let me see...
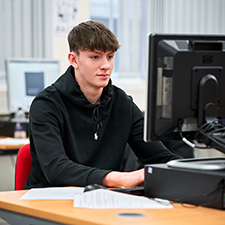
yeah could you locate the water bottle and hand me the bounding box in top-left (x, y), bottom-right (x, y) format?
top-left (14, 107), bottom-right (27, 139)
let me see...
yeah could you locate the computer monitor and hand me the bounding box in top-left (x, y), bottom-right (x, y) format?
top-left (144, 33), bottom-right (225, 144)
top-left (5, 58), bottom-right (60, 113)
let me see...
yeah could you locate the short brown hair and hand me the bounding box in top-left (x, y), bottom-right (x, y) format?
top-left (68, 21), bottom-right (120, 54)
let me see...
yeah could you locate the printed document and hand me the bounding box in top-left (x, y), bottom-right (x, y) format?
top-left (20, 187), bottom-right (84, 200)
top-left (73, 189), bottom-right (173, 209)
top-left (20, 187), bottom-right (173, 209)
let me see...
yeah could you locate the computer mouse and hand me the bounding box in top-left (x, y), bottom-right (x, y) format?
top-left (83, 184), bottom-right (107, 192)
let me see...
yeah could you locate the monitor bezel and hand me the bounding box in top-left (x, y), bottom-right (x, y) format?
top-left (144, 33), bottom-right (225, 142)
top-left (5, 58), bottom-right (60, 114)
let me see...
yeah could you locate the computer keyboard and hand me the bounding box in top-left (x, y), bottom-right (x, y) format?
top-left (111, 186), bottom-right (145, 196)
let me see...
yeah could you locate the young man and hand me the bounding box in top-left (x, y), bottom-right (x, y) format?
top-left (24, 21), bottom-right (180, 189)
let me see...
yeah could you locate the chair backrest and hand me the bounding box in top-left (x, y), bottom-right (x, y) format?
top-left (15, 143), bottom-right (31, 190)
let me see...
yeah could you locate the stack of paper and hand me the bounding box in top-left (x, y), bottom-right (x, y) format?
top-left (0, 138), bottom-right (29, 145)
top-left (20, 187), bottom-right (172, 209)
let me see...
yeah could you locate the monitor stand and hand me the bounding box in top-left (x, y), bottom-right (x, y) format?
top-left (167, 157), bottom-right (225, 171)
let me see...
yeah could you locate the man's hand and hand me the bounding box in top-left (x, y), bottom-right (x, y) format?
top-left (102, 168), bottom-right (144, 187)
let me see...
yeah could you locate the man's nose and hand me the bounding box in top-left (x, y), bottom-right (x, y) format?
top-left (100, 57), bottom-right (110, 70)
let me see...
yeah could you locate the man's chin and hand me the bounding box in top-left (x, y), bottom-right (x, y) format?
top-left (99, 79), bottom-right (110, 88)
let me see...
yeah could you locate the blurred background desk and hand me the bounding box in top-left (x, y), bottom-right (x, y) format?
top-left (0, 137), bottom-right (29, 191)
top-left (0, 137), bottom-right (24, 155)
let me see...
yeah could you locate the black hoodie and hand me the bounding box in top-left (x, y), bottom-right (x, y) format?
top-left (24, 66), bottom-right (180, 189)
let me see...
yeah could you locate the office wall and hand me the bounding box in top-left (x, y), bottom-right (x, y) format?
top-left (0, 0), bottom-right (225, 191)
top-left (53, 0), bottom-right (90, 75)
top-left (52, 0), bottom-right (146, 111)
top-left (0, 0), bottom-right (89, 112)
top-left (0, 0), bottom-right (90, 192)
top-left (0, 85), bottom-right (7, 115)
top-left (0, 0), bottom-right (146, 113)
top-left (1, 0), bottom-right (225, 113)
top-left (0, 155), bottom-right (16, 191)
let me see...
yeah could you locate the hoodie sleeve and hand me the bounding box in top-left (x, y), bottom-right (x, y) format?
top-left (127, 102), bottom-right (182, 165)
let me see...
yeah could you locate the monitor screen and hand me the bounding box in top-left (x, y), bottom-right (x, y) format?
top-left (144, 34), bottom-right (225, 142)
top-left (6, 59), bottom-right (60, 113)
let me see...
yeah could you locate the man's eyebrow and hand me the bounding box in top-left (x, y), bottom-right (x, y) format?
top-left (92, 50), bottom-right (102, 54)
top-left (91, 50), bottom-right (115, 55)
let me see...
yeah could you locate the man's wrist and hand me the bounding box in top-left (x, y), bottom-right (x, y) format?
top-left (102, 171), bottom-right (121, 187)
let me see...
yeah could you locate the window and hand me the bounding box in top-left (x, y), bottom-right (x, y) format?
top-left (90, 0), bottom-right (147, 79)
top-left (90, 0), bottom-right (225, 79)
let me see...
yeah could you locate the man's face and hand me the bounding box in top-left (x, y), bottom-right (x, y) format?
top-left (73, 49), bottom-right (115, 92)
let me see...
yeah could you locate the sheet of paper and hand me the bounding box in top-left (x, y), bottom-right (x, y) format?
top-left (0, 138), bottom-right (29, 145)
top-left (20, 187), bottom-right (84, 200)
top-left (73, 189), bottom-right (173, 209)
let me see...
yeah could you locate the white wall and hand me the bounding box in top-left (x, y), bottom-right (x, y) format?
top-left (51, 1), bottom-right (147, 111)
top-left (112, 78), bottom-right (146, 111)
top-left (53, 0), bottom-right (90, 75)
top-left (0, 0), bottom-right (91, 192)
top-left (1, 0), bottom-right (225, 191)
top-left (0, 84), bottom-right (8, 114)
top-left (0, 155), bottom-right (16, 191)
top-left (0, 0), bottom-right (95, 114)
top-left (52, 0), bottom-right (146, 111)
top-left (0, 0), bottom-right (146, 191)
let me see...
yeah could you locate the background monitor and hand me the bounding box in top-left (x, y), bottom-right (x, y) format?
top-left (144, 33), bottom-right (225, 143)
top-left (6, 58), bottom-right (60, 113)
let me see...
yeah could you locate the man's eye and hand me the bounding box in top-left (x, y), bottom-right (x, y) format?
top-left (91, 56), bottom-right (99, 59)
top-left (108, 55), bottom-right (114, 59)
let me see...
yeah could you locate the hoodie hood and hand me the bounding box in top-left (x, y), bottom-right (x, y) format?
top-left (53, 65), bottom-right (113, 109)
top-left (52, 65), bottom-right (112, 140)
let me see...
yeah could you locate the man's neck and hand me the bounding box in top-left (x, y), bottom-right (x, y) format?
top-left (74, 69), bottom-right (104, 105)
top-left (82, 87), bottom-right (103, 105)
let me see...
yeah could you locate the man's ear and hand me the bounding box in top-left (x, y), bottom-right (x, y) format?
top-left (68, 51), bottom-right (78, 69)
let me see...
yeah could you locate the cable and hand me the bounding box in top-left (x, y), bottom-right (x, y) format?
top-left (194, 120), bottom-right (225, 153)
top-left (196, 120), bottom-right (225, 137)
top-left (177, 119), bottom-right (210, 149)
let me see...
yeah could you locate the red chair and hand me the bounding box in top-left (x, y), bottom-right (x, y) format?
top-left (15, 143), bottom-right (31, 190)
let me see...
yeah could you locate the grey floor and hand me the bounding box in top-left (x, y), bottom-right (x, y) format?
top-left (0, 218), bottom-right (9, 225)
